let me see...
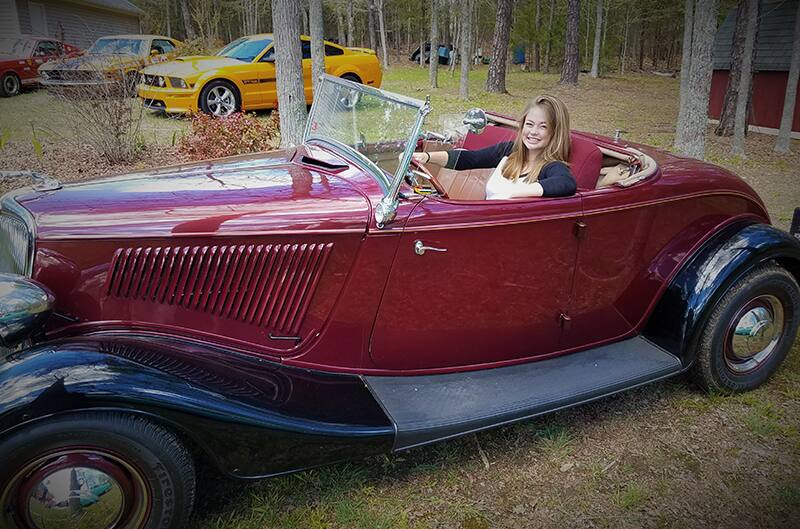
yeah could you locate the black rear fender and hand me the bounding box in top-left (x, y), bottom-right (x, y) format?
top-left (645, 222), bottom-right (800, 366)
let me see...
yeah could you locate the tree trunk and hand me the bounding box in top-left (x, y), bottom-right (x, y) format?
top-left (676, 0), bottom-right (694, 135)
top-left (584, 0), bottom-right (591, 66)
top-left (533, 0), bottom-right (541, 71)
top-left (336, 3), bottom-right (346, 45)
top-left (544, 0), bottom-right (555, 73)
top-left (674, 0), bottom-right (719, 159)
top-left (367, 0), bottom-right (377, 51)
top-left (716, 0), bottom-right (759, 137)
top-left (638, 19), bottom-right (645, 70)
top-left (732, 0), bottom-right (758, 155)
top-left (310, 0), bottom-right (325, 95)
top-left (272, 0), bottom-right (308, 147)
top-left (450, 19), bottom-right (459, 73)
top-left (460, 0), bottom-right (473, 99)
top-left (560, 0), bottom-right (580, 85)
top-left (377, 0), bottom-right (388, 68)
top-left (486, 0), bottom-right (513, 93)
top-left (429, 0), bottom-right (439, 87)
top-left (775, 1), bottom-right (800, 153)
top-left (590, 0), bottom-right (603, 78)
top-left (620, 6), bottom-right (630, 75)
top-left (346, 2), bottom-right (354, 46)
top-left (180, 0), bottom-right (196, 39)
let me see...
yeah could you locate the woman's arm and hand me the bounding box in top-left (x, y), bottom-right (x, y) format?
top-left (538, 162), bottom-right (577, 197)
top-left (411, 151), bottom-right (449, 166)
top-left (411, 141), bottom-right (514, 170)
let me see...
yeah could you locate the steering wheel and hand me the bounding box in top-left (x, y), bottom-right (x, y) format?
top-left (409, 158), bottom-right (447, 196)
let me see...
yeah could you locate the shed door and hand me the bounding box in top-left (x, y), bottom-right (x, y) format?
top-left (29, 3), bottom-right (47, 36)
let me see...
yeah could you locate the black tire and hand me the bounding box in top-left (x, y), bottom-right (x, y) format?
top-left (1, 72), bottom-right (21, 97)
top-left (199, 79), bottom-right (240, 117)
top-left (691, 263), bottom-right (800, 392)
top-left (0, 412), bottom-right (195, 529)
top-left (340, 73), bottom-right (362, 84)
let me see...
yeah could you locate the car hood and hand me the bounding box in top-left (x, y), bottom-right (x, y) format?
top-left (39, 52), bottom-right (140, 72)
top-left (142, 56), bottom-right (243, 78)
top-left (13, 150), bottom-right (371, 239)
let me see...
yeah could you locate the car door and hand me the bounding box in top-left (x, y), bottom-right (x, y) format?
top-left (254, 45), bottom-right (277, 108)
top-left (370, 194), bottom-right (584, 370)
top-left (300, 39), bottom-right (313, 103)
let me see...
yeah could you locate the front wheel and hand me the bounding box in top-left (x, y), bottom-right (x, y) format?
top-left (199, 80), bottom-right (240, 117)
top-left (0, 412), bottom-right (195, 529)
top-left (1, 72), bottom-right (21, 97)
top-left (692, 263), bottom-right (800, 392)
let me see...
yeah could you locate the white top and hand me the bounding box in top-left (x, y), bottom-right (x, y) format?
top-left (485, 156), bottom-right (544, 200)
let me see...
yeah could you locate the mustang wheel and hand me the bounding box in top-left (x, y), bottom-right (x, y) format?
top-left (692, 263), bottom-right (800, 392)
top-left (1, 73), bottom-right (21, 97)
top-left (200, 80), bottom-right (240, 117)
top-left (0, 412), bottom-right (195, 529)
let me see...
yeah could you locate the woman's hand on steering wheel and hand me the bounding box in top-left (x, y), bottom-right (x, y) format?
top-left (411, 152), bottom-right (431, 165)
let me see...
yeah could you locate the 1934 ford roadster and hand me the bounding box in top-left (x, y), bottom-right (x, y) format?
top-left (1, 75), bottom-right (799, 529)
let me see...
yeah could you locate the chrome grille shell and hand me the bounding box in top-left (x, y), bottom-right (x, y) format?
top-left (0, 189), bottom-right (35, 277)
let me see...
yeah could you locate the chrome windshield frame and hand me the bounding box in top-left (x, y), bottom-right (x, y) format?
top-left (305, 136), bottom-right (390, 195)
top-left (303, 74), bottom-right (429, 227)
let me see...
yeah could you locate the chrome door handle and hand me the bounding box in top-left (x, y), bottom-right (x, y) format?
top-left (414, 240), bottom-right (447, 255)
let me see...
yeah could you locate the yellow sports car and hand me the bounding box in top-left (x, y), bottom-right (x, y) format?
top-left (138, 34), bottom-right (382, 116)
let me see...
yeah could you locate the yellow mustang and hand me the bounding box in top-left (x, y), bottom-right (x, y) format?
top-left (138, 34), bottom-right (382, 116)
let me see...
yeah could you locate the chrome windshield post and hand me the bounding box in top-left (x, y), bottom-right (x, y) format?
top-left (375, 97), bottom-right (431, 228)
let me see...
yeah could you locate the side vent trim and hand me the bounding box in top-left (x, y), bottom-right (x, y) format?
top-left (105, 243), bottom-right (333, 335)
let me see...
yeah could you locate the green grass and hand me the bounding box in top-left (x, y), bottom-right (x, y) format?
top-left (614, 483), bottom-right (651, 510)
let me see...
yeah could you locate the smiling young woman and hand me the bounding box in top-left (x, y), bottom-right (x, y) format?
top-left (412, 95), bottom-right (577, 199)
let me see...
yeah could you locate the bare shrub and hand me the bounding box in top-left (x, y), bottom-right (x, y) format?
top-left (178, 111), bottom-right (281, 160)
top-left (44, 61), bottom-right (145, 165)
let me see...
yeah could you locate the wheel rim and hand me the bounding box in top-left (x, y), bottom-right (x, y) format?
top-left (2, 449), bottom-right (151, 529)
top-left (4, 75), bottom-right (19, 95)
top-left (206, 86), bottom-right (236, 116)
top-left (725, 294), bottom-right (785, 373)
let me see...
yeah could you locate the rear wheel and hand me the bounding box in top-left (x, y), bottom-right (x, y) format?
top-left (340, 73), bottom-right (362, 84)
top-left (692, 264), bottom-right (800, 392)
top-left (1, 72), bottom-right (21, 97)
top-left (199, 80), bottom-right (240, 117)
top-left (0, 412), bottom-right (195, 529)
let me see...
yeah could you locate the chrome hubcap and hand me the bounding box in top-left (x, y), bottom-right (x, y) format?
top-left (726, 294), bottom-right (784, 373)
top-left (3, 450), bottom-right (150, 529)
top-left (26, 466), bottom-right (124, 529)
top-left (206, 86), bottom-right (235, 116)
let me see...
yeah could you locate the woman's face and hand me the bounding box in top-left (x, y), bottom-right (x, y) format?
top-left (521, 105), bottom-right (551, 155)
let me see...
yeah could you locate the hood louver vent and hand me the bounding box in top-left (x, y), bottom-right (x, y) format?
top-left (105, 243), bottom-right (333, 335)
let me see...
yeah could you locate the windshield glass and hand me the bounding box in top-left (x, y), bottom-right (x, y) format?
top-left (217, 38), bottom-right (271, 62)
top-left (89, 38), bottom-right (143, 55)
top-left (0, 38), bottom-right (34, 56)
top-left (305, 75), bottom-right (426, 190)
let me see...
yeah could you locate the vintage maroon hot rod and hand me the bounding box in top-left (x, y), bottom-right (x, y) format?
top-left (1, 76), bottom-right (799, 529)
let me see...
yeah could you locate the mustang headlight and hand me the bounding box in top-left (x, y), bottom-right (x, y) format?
top-left (169, 77), bottom-right (188, 89)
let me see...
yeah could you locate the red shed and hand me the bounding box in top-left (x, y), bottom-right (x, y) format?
top-left (709, 0), bottom-right (800, 133)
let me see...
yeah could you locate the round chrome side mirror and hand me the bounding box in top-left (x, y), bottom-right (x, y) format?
top-left (463, 108), bottom-right (487, 135)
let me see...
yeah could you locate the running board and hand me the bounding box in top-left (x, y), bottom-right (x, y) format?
top-left (364, 336), bottom-right (682, 451)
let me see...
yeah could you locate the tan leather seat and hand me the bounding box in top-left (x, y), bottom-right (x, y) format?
top-left (436, 168), bottom-right (493, 201)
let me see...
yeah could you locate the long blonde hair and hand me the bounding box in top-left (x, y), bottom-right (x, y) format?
top-left (501, 95), bottom-right (571, 182)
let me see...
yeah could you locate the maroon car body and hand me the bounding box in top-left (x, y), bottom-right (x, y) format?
top-left (0, 76), bottom-right (798, 529)
top-left (0, 36), bottom-right (81, 97)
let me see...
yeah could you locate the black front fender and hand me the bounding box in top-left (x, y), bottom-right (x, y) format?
top-left (645, 222), bottom-right (800, 366)
top-left (0, 336), bottom-right (394, 478)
